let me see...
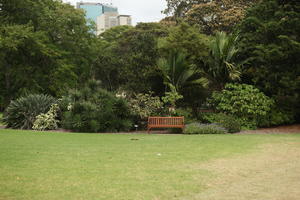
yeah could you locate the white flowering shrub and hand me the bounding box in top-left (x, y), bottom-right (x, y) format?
top-left (32, 104), bottom-right (60, 131)
top-left (127, 93), bottom-right (164, 120)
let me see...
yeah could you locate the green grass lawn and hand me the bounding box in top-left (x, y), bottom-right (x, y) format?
top-left (0, 129), bottom-right (299, 200)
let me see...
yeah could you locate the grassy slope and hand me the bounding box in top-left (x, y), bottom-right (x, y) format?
top-left (0, 129), bottom-right (299, 200)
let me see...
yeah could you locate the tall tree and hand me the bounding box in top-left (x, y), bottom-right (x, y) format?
top-left (158, 52), bottom-right (208, 93)
top-left (92, 25), bottom-right (133, 91)
top-left (158, 23), bottom-right (211, 112)
top-left (163, 0), bottom-right (258, 34)
top-left (207, 31), bottom-right (241, 89)
top-left (0, 0), bottom-right (97, 109)
top-left (159, 22), bottom-right (210, 69)
top-left (94, 23), bottom-right (168, 94)
top-left (238, 0), bottom-right (300, 120)
top-left (163, 0), bottom-right (207, 18)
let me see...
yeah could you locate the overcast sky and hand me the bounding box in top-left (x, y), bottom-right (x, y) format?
top-left (63, 0), bottom-right (167, 25)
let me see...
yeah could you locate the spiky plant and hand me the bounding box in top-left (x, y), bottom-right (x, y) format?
top-left (208, 31), bottom-right (241, 89)
top-left (158, 52), bottom-right (209, 93)
top-left (3, 94), bottom-right (56, 129)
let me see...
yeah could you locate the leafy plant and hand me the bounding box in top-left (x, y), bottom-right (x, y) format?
top-left (183, 123), bottom-right (227, 134)
top-left (207, 32), bottom-right (241, 89)
top-left (174, 107), bottom-right (196, 124)
top-left (32, 104), bottom-right (60, 131)
top-left (258, 108), bottom-right (295, 128)
top-left (210, 83), bottom-right (274, 129)
top-left (202, 112), bottom-right (241, 133)
top-left (62, 80), bottom-right (132, 133)
top-left (238, 0), bottom-right (300, 121)
top-left (185, 0), bottom-right (258, 34)
top-left (158, 51), bottom-right (208, 111)
top-left (3, 94), bottom-right (57, 129)
top-left (162, 85), bottom-right (183, 110)
top-left (158, 52), bottom-right (208, 93)
top-left (127, 93), bottom-right (164, 120)
top-left (0, 0), bottom-right (96, 109)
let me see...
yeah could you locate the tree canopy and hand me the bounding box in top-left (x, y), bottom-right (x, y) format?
top-left (0, 0), bottom-right (97, 108)
top-left (163, 0), bottom-right (258, 34)
top-left (0, 0), bottom-right (299, 125)
top-left (238, 0), bottom-right (300, 119)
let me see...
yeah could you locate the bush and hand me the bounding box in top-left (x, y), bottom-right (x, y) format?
top-left (32, 104), bottom-right (60, 131)
top-left (258, 108), bottom-right (295, 127)
top-left (210, 84), bottom-right (274, 129)
top-left (3, 94), bottom-right (56, 129)
top-left (202, 113), bottom-right (241, 133)
top-left (127, 93), bottom-right (164, 120)
top-left (183, 123), bottom-right (227, 134)
top-left (126, 93), bottom-right (165, 129)
top-left (62, 80), bottom-right (132, 133)
top-left (174, 108), bottom-right (197, 124)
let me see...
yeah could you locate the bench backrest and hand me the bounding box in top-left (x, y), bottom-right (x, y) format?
top-left (148, 117), bottom-right (184, 128)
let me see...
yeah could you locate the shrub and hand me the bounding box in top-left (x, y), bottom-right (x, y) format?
top-left (174, 108), bottom-right (197, 124)
top-left (210, 83), bottom-right (274, 129)
top-left (126, 93), bottom-right (165, 129)
top-left (202, 113), bottom-right (241, 133)
top-left (32, 104), bottom-right (60, 131)
top-left (62, 80), bottom-right (132, 133)
top-left (258, 108), bottom-right (295, 127)
top-left (183, 123), bottom-right (227, 134)
top-left (161, 85), bottom-right (183, 109)
top-left (3, 94), bottom-right (56, 129)
top-left (127, 93), bottom-right (164, 120)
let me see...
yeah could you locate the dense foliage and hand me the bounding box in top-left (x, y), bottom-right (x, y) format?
top-left (258, 107), bottom-right (295, 128)
top-left (238, 0), bottom-right (300, 121)
top-left (210, 84), bottom-right (274, 129)
top-left (3, 94), bottom-right (57, 129)
top-left (62, 80), bottom-right (132, 133)
top-left (207, 32), bottom-right (240, 89)
top-left (127, 93), bottom-right (165, 127)
top-left (0, 0), bottom-right (97, 109)
top-left (94, 23), bottom-right (167, 94)
top-left (0, 0), bottom-right (299, 132)
top-left (202, 112), bottom-right (241, 133)
top-left (186, 0), bottom-right (258, 34)
top-left (163, 0), bottom-right (258, 34)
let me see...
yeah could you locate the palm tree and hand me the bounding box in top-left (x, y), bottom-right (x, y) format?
top-left (158, 51), bottom-right (208, 93)
top-left (158, 51), bottom-right (209, 111)
top-left (208, 31), bottom-right (241, 89)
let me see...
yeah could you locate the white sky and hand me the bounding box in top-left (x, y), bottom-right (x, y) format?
top-left (63, 0), bottom-right (167, 25)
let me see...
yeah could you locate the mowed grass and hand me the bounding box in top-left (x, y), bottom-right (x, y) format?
top-left (0, 129), bottom-right (299, 200)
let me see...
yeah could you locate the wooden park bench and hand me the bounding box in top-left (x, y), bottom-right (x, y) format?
top-left (147, 117), bottom-right (185, 133)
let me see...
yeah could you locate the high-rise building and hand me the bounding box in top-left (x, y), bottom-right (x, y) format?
top-left (76, 1), bottom-right (131, 35)
top-left (76, 2), bottom-right (118, 23)
top-left (97, 12), bottom-right (119, 35)
top-left (118, 15), bottom-right (132, 26)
